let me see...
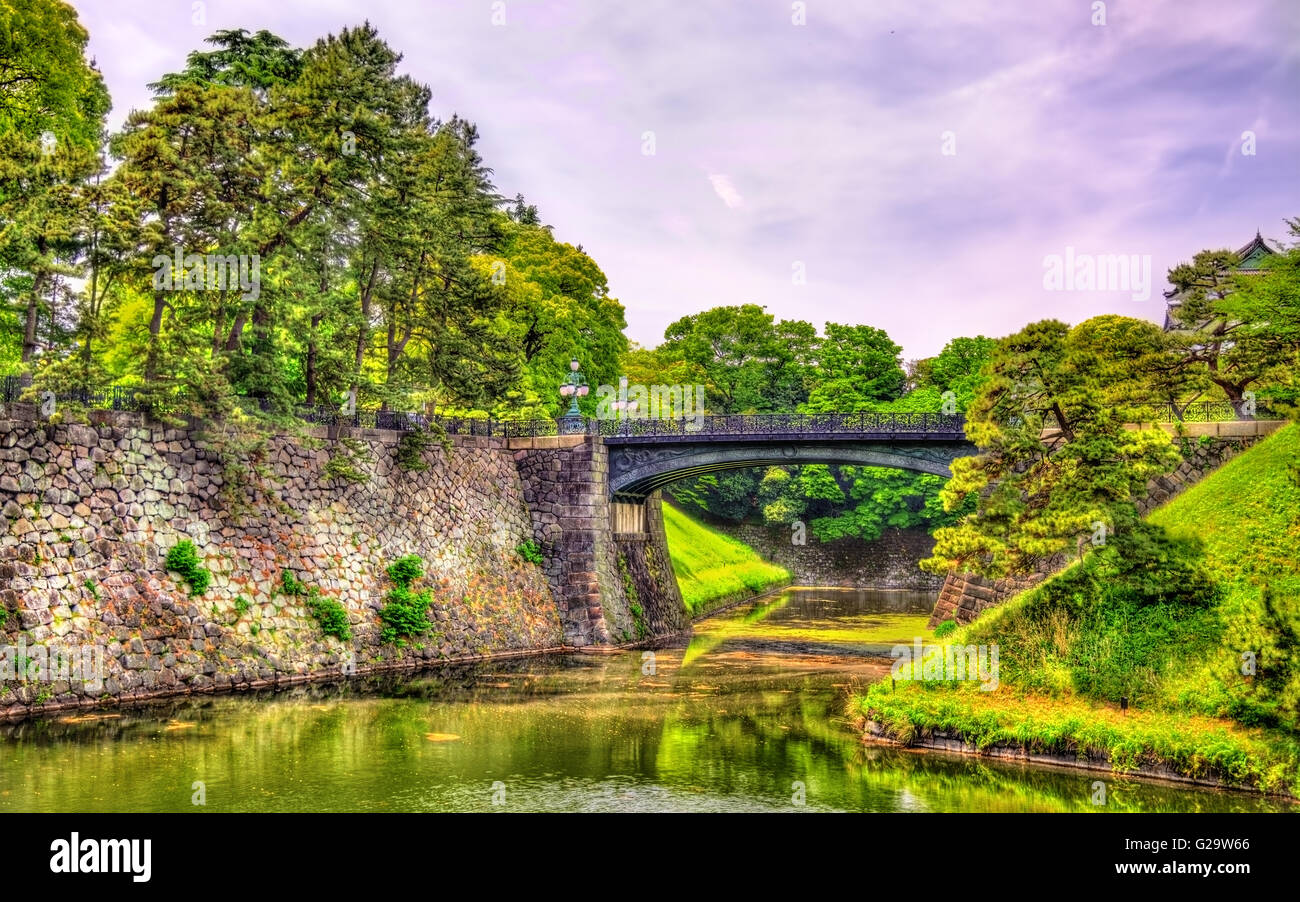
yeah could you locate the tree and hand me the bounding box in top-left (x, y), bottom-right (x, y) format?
top-left (662, 304), bottom-right (814, 414)
top-left (1217, 219), bottom-right (1300, 417)
top-left (922, 318), bottom-right (1181, 578)
top-left (1165, 242), bottom-right (1293, 418)
top-left (484, 217), bottom-right (627, 417)
top-left (801, 322), bottom-right (904, 412)
top-left (0, 0), bottom-right (109, 381)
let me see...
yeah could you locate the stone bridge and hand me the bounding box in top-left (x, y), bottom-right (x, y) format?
top-left (598, 412), bottom-right (972, 501)
top-left (510, 412), bottom-right (975, 645)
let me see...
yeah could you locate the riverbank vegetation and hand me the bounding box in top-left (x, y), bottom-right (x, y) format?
top-left (852, 424), bottom-right (1300, 796)
top-left (661, 503), bottom-right (790, 616)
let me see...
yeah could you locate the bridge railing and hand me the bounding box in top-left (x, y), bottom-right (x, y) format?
top-left (3, 374), bottom-right (1278, 435)
top-left (591, 411), bottom-right (967, 437)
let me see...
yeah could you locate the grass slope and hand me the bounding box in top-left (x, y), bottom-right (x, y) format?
top-left (661, 503), bottom-right (790, 616)
top-left (851, 424), bottom-right (1300, 796)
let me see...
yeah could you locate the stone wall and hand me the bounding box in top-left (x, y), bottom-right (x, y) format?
top-left (707, 518), bottom-right (942, 591)
top-left (511, 435), bottom-right (635, 645)
top-left (927, 429), bottom-right (1281, 627)
top-left (613, 492), bottom-right (688, 639)
top-left (0, 404), bottom-right (565, 719)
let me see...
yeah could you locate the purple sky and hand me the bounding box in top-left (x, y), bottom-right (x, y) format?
top-left (72, 0), bottom-right (1299, 360)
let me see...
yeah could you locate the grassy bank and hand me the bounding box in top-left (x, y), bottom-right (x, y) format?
top-left (849, 424), bottom-right (1300, 796)
top-left (661, 503), bottom-right (791, 616)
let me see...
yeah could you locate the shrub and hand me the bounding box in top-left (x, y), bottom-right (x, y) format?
top-left (380, 554), bottom-right (435, 645)
top-left (279, 569), bottom-right (308, 596)
top-left (307, 595), bottom-right (352, 642)
top-left (395, 427), bottom-right (434, 471)
top-left (386, 554), bottom-right (424, 587)
top-left (516, 540), bottom-right (543, 566)
top-left (165, 540), bottom-right (210, 596)
top-left (379, 586), bottom-right (434, 645)
top-left (933, 619), bottom-right (957, 638)
top-left (323, 438), bottom-right (371, 484)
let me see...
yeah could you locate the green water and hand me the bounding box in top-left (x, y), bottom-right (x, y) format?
top-left (0, 587), bottom-right (1288, 812)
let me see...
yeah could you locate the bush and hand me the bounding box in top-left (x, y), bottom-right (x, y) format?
top-left (933, 619), bottom-right (957, 638)
top-left (307, 595), bottom-right (352, 642)
top-left (516, 540), bottom-right (543, 565)
top-left (165, 540), bottom-right (210, 596)
top-left (323, 438), bottom-right (371, 484)
top-left (279, 569), bottom-right (308, 596)
top-left (395, 427), bottom-right (434, 471)
top-left (379, 585), bottom-right (435, 645)
top-left (386, 554), bottom-right (424, 587)
top-left (380, 554), bottom-right (436, 645)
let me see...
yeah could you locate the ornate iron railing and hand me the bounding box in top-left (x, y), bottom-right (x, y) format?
top-left (590, 411), bottom-right (967, 438)
top-left (2, 375), bottom-right (1278, 435)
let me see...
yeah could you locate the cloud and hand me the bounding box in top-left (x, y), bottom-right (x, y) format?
top-left (707, 174), bottom-right (744, 209)
top-left (70, 0), bottom-right (1300, 358)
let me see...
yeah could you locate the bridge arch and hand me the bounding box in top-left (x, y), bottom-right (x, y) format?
top-left (607, 439), bottom-right (973, 502)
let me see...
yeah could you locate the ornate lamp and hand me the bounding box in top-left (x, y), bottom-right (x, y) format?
top-left (557, 358), bottom-right (589, 433)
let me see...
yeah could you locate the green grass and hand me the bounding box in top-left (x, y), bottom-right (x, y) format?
top-left (851, 423), bottom-right (1300, 796)
top-left (661, 503), bottom-right (790, 616)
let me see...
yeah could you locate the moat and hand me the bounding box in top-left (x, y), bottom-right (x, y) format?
top-left (0, 588), bottom-right (1286, 812)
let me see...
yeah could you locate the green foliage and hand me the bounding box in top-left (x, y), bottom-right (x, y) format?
top-left (395, 427), bottom-right (435, 471)
top-left (385, 554), bottom-right (424, 588)
top-left (307, 594), bottom-right (352, 642)
top-left (323, 438), bottom-right (371, 484)
top-left (234, 595), bottom-right (251, 618)
top-left (380, 585), bottom-right (435, 645)
top-left (82, 578), bottom-right (101, 601)
top-left (279, 569), bottom-right (308, 597)
top-left (278, 568), bottom-right (350, 640)
top-left (515, 540), bottom-right (543, 566)
top-left (380, 554), bottom-right (435, 645)
top-left (661, 304), bottom-right (817, 414)
top-left (924, 317), bottom-right (1182, 578)
top-left (858, 425), bottom-right (1300, 795)
top-left (165, 540), bottom-right (210, 595)
top-left (933, 620), bottom-right (956, 638)
top-left (802, 323), bottom-right (905, 413)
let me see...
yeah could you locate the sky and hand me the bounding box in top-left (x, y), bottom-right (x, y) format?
top-left (70, 0), bottom-right (1300, 361)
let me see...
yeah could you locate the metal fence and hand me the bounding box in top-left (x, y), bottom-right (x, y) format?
top-left (1, 375), bottom-right (1278, 434)
top-left (1, 376), bottom-right (558, 437)
top-left (591, 411), bottom-right (967, 438)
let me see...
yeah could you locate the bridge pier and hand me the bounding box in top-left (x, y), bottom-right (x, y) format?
top-left (511, 435), bottom-right (685, 645)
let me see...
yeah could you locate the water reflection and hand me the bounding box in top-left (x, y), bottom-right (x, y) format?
top-left (0, 588), bottom-right (1288, 812)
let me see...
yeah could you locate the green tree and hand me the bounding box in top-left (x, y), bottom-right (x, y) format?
top-left (0, 0), bottom-right (109, 382)
top-left (923, 318), bottom-right (1181, 578)
top-left (802, 323), bottom-right (904, 412)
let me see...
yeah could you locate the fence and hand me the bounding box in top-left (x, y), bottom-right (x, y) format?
top-left (1, 376), bottom-right (1279, 434)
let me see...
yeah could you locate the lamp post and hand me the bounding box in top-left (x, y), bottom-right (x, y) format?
top-left (557, 358), bottom-right (589, 433)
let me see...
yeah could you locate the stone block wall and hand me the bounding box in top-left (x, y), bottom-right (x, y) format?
top-left (0, 404), bottom-right (564, 718)
top-left (613, 492), bottom-right (688, 639)
top-left (706, 519), bottom-right (943, 591)
top-left (927, 430), bottom-right (1278, 627)
top-left (511, 435), bottom-right (640, 645)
